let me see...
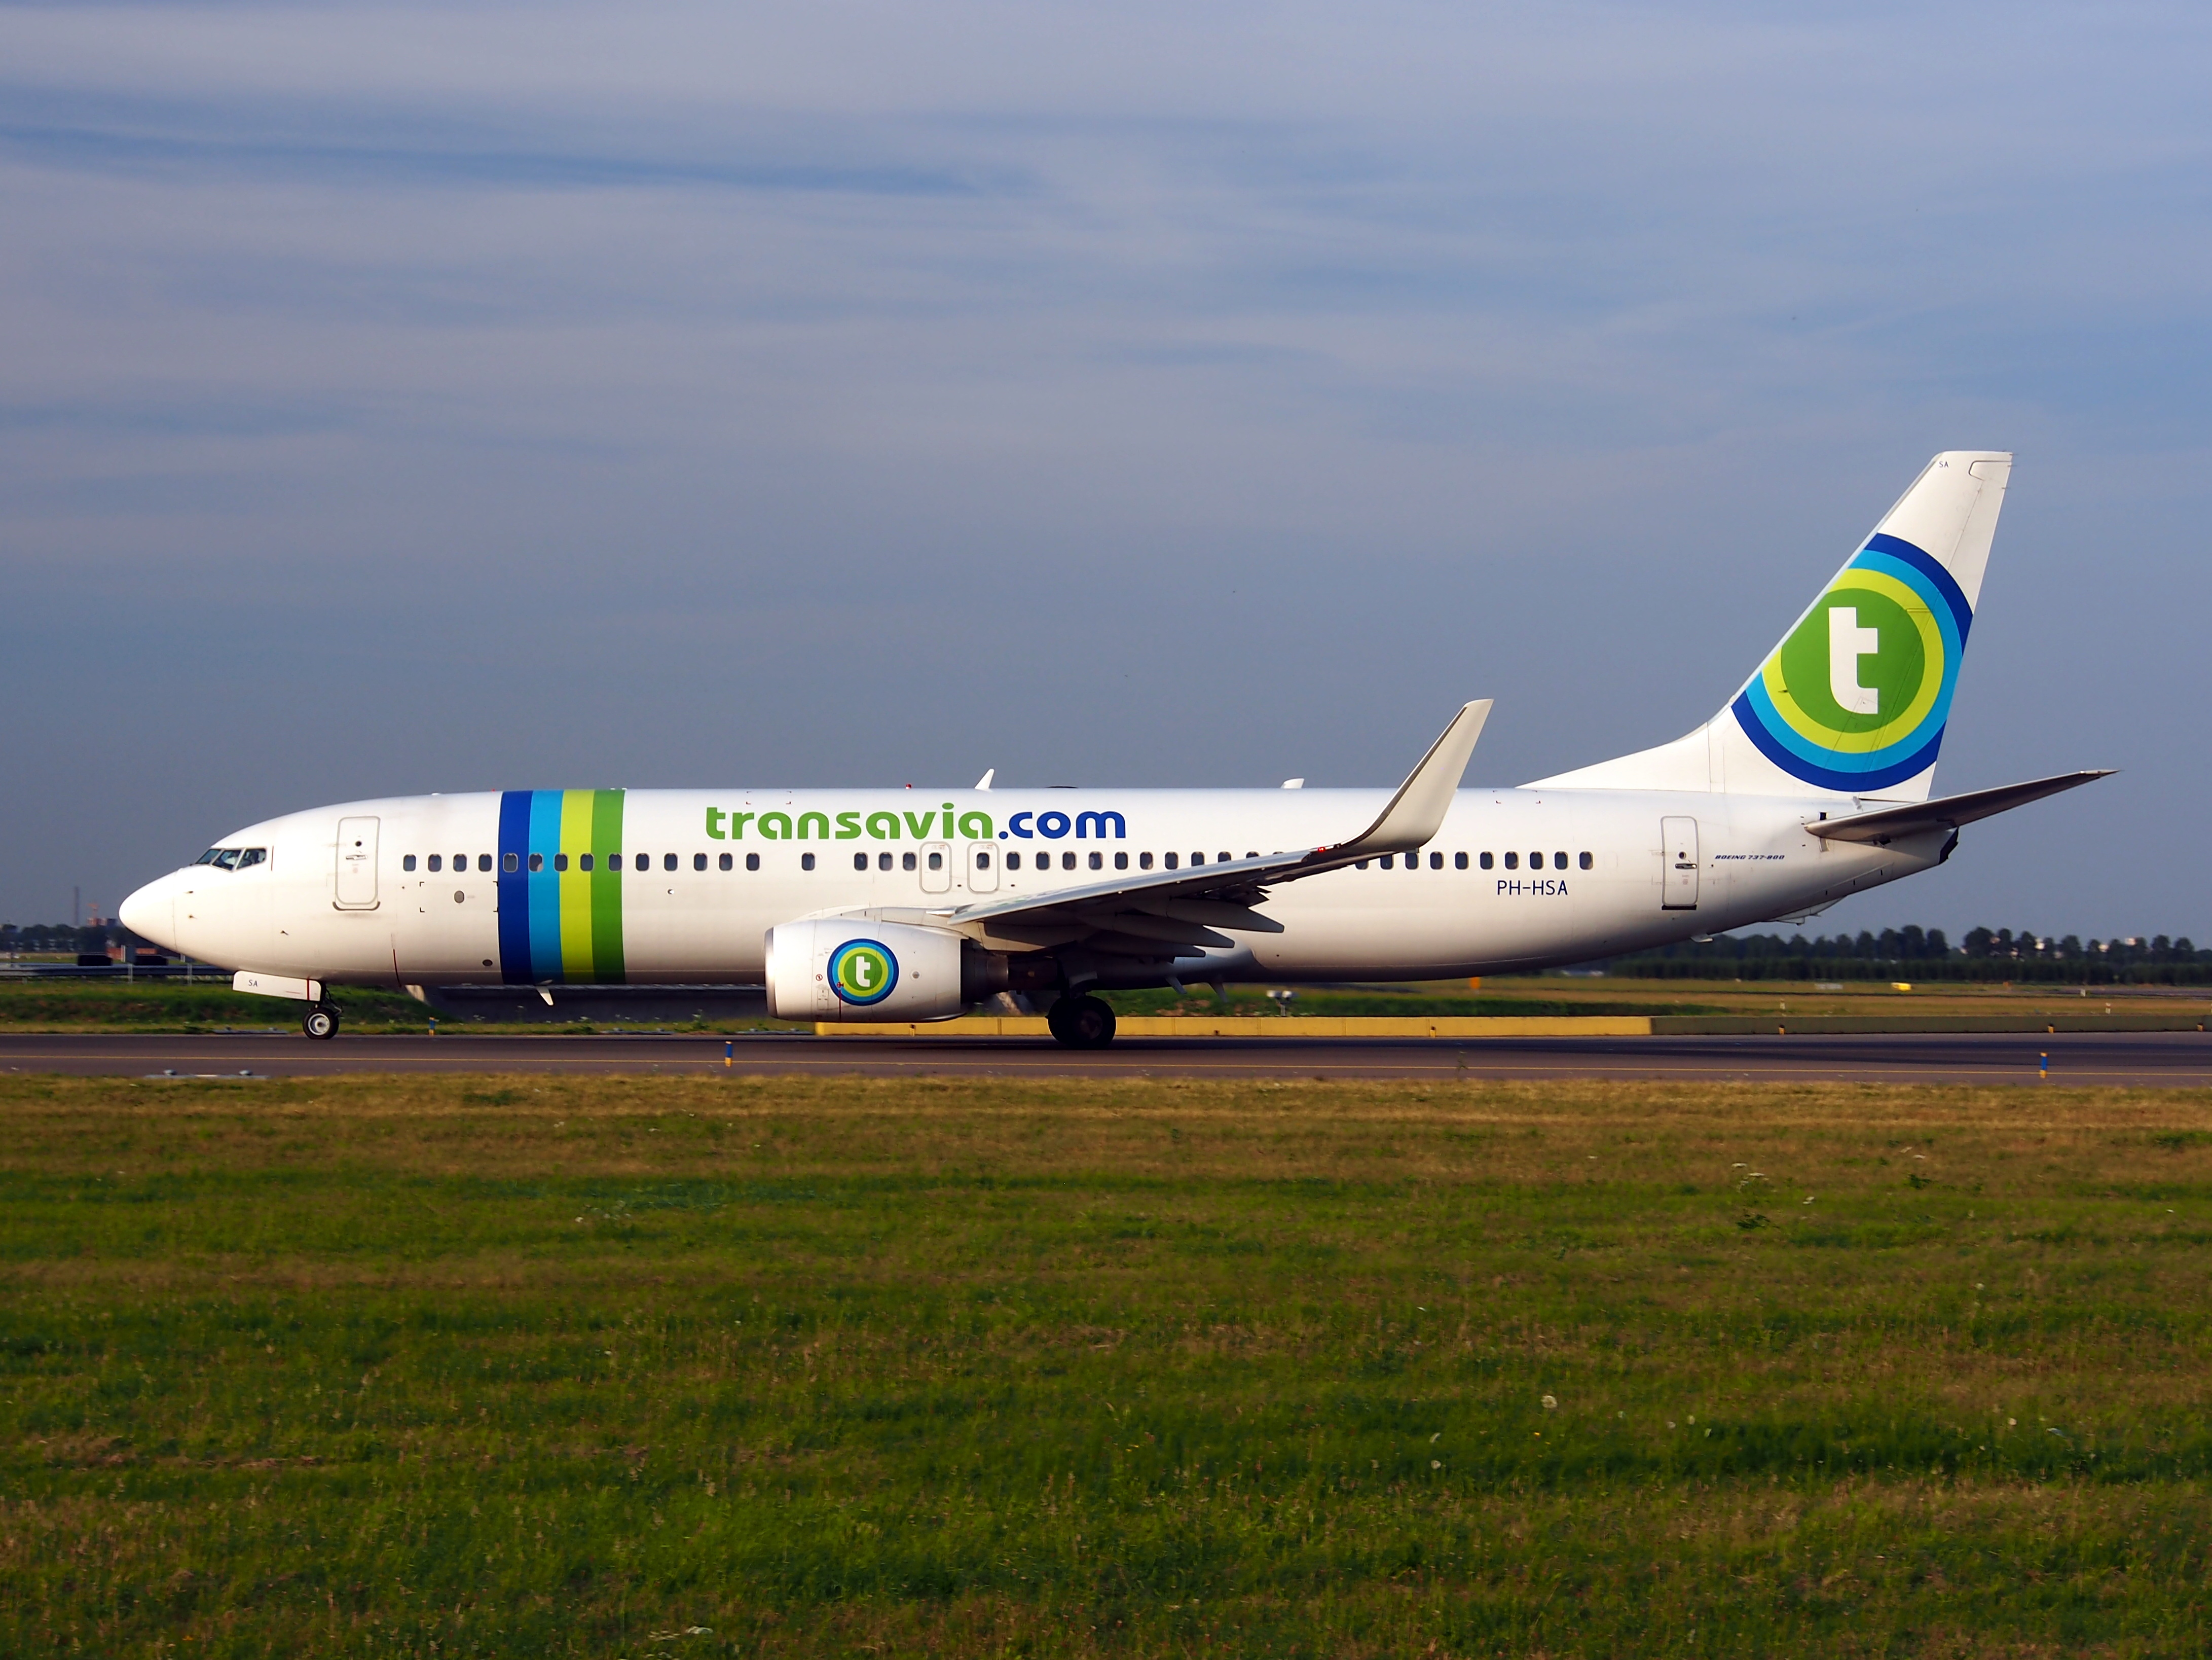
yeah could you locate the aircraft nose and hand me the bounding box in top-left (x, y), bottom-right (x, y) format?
top-left (119, 875), bottom-right (178, 952)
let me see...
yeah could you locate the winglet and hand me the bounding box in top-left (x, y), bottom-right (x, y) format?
top-left (1329, 700), bottom-right (1491, 858)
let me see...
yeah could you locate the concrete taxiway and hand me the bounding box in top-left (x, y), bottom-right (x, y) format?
top-left (2, 1030), bottom-right (2208, 1085)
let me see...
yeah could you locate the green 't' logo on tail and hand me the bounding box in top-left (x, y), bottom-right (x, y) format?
top-left (1731, 533), bottom-right (1973, 792)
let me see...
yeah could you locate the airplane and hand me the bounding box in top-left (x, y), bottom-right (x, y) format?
top-left (120, 451), bottom-right (2109, 1046)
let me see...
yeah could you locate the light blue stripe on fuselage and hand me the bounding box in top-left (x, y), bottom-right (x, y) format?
top-left (526, 789), bottom-right (563, 981)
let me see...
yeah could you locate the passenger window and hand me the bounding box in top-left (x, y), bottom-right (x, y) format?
top-left (801, 853), bottom-right (816, 871)
top-left (554, 854), bottom-right (569, 872)
top-left (1355, 860), bottom-right (1368, 870)
top-left (691, 853), bottom-right (704, 871)
top-left (1454, 852), bottom-right (1467, 870)
top-left (1008, 851), bottom-right (1022, 870)
top-left (1480, 852), bottom-right (1493, 870)
top-left (1504, 852), bottom-right (1518, 870)
top-left (530, 853), bottom-right (544, 873)
top-left (1114, 851), bottom-right (1128, 870)
top-left (902, 852), bottom-right (917, 872)
top-left (1579, 851), bottom-right (1593, 870)
top-left (611, 853), bottom-right (624, 871)
top-left (666, 853), bottom-right (678, 871)
top-left (1164, 853), bottom-right (1178, 870)
top-left (1554, 852), bottom-right (1567, 870)
top-left (404, 855), bottom-right (418, 872)
top-left (976, 851), bottom-right (991, 870)
top-left (1379, 854), bottom-right (1393, 870)
top-left (879, 852), bottom-right (894, 871)
top-left (745, 853), bottom-right (759, 871)
top-left (1061, 851), bottom-right (1076, 870)
top-left (1139, 852), bottom-right (1153, 870)
top-left (1191, 852), bottom-right (1205, 865)
top-left (719, 853), bottom-right (733, 871)
top-left (1219, 853), bottom-right (1232, 864)
top-left (928, 851), bottom-right (943, 871)
top-left (501, 853), bottom-right (515, 873)
top-left (1089, 851), bottom-right (1103, 871)
top-left (579, 854), bottom-right (593, 872)
top-left (455, 855), bottom-right (468, 872)
top-left (477, 854), bottom-right (491, 873)
top-left (428, 855), bottom-right (443, 872)
top-left (1430, 852), bottom-right (1443, 870)
top-left (853, 852), bottom-right (869, 871)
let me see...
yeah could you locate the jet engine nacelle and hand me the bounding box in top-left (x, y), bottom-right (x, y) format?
top-left (764, 918), bottom-right (1008, 1022)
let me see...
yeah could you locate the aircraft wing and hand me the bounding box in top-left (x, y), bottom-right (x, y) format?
top-left (1808, 769), bottom-right (2114, 845)
top-left (920, 701), bottom-right (1492, 956)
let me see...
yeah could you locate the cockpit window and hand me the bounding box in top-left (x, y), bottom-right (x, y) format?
top-left (193, 846), bottom-right (266, 870)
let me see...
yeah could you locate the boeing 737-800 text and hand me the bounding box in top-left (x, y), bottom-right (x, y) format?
top-left (120, 452), bottom-right (2108, 1045)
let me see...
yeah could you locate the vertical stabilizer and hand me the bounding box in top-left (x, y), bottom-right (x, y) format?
top-left (1530, 451), bottom-right (2010, 803)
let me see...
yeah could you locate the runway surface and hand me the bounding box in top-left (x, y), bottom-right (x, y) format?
top-left (4, 1030), bottom-right (2209, 1085)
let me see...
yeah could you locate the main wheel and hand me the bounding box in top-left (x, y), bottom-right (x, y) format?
top-left (303, 1004), bottom-right (340, 1040)
top-left (1047, 994), bottom-right (1116, 1049)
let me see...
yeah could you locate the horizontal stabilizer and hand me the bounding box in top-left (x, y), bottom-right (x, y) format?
top-left (1808, 770), bottom-right (2113, 845)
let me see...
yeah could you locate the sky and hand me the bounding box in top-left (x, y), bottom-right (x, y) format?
top-left (5, 1), bottom-right (2209, 942)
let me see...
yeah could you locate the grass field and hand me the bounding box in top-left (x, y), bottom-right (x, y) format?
top-left (3, 1073), bottom-right (2210, 1656)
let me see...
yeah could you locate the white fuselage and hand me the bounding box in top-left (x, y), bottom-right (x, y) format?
top-left (119, 784), bottom-right (1939, 992)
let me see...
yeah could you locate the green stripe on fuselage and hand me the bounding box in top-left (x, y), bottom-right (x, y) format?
top-left (591, 788), bottom-right (625, 982)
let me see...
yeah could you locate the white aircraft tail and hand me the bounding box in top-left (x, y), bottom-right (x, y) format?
top-left (1530, 451), bottom-right (2011, 803)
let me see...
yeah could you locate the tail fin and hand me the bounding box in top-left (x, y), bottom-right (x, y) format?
top-left (1530, 451), bottom-right (2011, 803)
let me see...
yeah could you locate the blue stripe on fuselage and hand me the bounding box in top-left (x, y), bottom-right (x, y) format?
top-left (497, 790), bottom-right (532, 983)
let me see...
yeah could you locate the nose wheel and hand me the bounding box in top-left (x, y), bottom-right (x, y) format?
top-left (1046, 994), bottom-right (1117, 1048)
top-left (303, 1003), bottom-right (341, 1041)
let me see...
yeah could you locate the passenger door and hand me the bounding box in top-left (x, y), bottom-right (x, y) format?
top-left (1660, 816), bottom-right (1699, 910)
top-left (335, 816), bottom-right (380, 909)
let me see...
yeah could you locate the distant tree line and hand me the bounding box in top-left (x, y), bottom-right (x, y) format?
top-left (1609, 926), bottom-right (2211, 984)
top-left (3, 922), bottom-right (130, 955)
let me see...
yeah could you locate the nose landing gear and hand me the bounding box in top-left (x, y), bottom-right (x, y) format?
top-left (303, 1003), bottom-right (341, 1041)
top-left (1046, 994), bottom-right (1117, 1049)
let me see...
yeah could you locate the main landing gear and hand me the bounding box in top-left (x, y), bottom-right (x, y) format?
top-left (1046, 994), bottom-right (1117, 1049)
top-left (303, 1003), bottom-right (341, 1041)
